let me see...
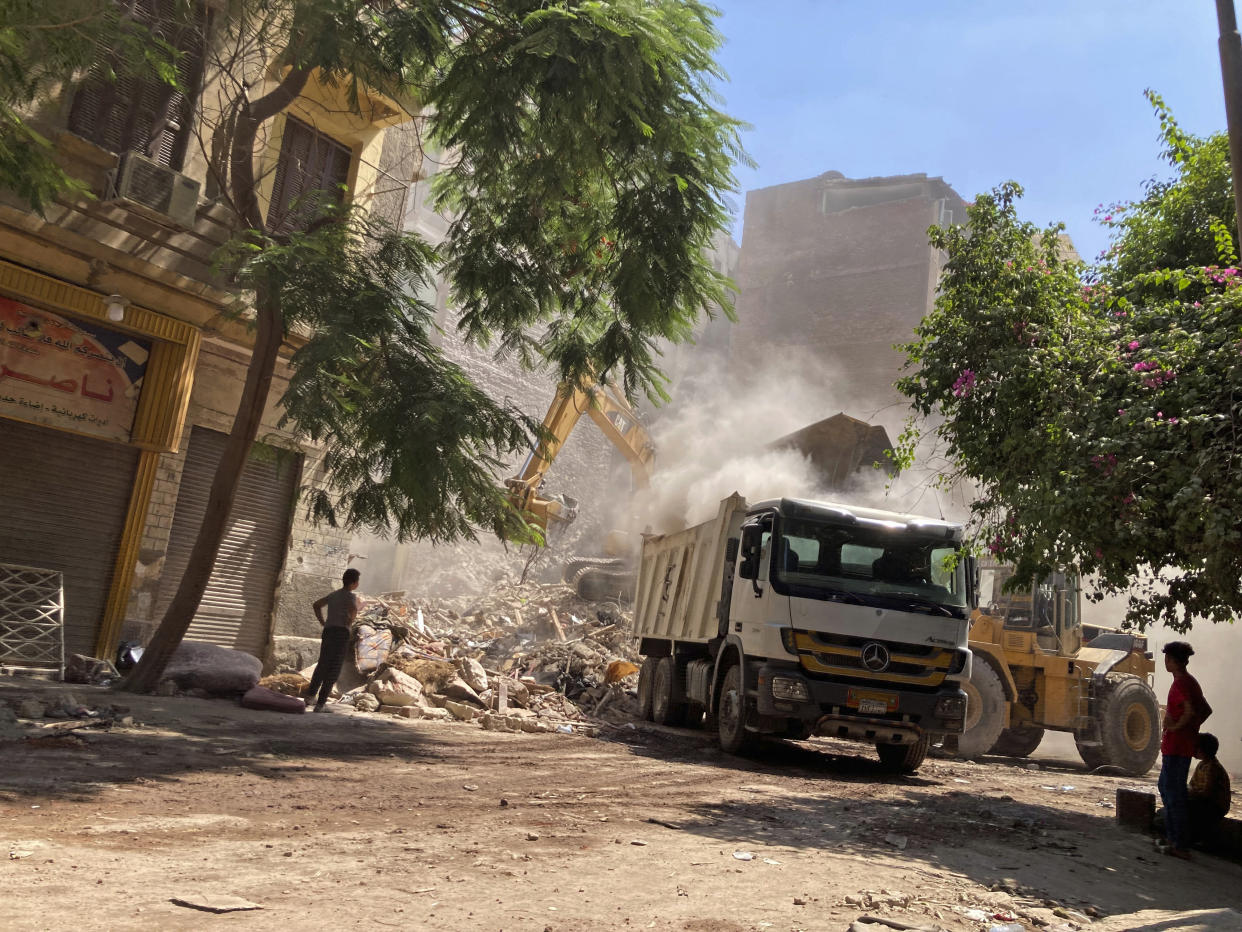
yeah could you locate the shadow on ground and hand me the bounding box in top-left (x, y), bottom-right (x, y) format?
top-left (0, 676), bottom-right (487, 803)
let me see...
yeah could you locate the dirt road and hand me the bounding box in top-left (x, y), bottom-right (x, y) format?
top-left (2, 677), bottom-right (1240, 932)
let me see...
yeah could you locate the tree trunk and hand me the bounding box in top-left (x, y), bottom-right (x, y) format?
top-left (120, 288), bottom-right (283, 692)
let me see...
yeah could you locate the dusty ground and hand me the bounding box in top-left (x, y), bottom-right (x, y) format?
top-left (2, 676), bottom-right (1240, 932)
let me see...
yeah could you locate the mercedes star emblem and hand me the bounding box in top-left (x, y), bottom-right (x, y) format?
top-left (860, 641), bottom-right (891, 673)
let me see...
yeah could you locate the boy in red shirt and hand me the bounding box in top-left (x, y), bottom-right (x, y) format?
top-left (1158, 641), bottom-right (1212, 858)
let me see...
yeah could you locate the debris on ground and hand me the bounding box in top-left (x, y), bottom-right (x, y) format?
top-left (0, 693), bottom-right (138, 740)
top-left (274, 583), bottom-right (642, 736)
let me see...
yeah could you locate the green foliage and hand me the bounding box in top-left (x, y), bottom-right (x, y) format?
top-left (228, 208), bottom-right (542, 545)
top-left (218, 1), bottom-right (742, 546)
top-left (427, 0), bottom-right (745, 399)
top-left (898, 97), bottom-right (1242, 631)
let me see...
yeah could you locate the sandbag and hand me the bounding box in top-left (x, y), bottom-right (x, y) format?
top-left (240, 685), bottom-right (306, 713)
top-left (163, 641), bottom-right (262, 695)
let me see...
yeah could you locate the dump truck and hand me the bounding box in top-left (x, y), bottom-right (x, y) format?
top-left (631, 493), bottom-right (976, 773)
top-left (952, 560), bottom-right (1160, 776)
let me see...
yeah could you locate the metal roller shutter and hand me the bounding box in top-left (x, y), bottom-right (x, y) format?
top-left (0, 418), bottom-right (138, 657)
top-left (156, 426), bottom-right (299, 656)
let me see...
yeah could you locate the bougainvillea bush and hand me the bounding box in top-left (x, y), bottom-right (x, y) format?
top-left (897, 94), bottom-right (1242, 631)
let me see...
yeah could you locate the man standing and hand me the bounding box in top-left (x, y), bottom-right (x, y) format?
top-left (306, 568), bottom-right (361, 713)
top-left (1158, 640), bottom-right (1212, 858)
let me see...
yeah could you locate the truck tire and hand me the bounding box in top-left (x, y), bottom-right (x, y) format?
top-left (716, 663), bottom-right (758, 755)
top-left (636, 657), bottom-right (657, 722)
top-left (991, 725), bottom-right (1045, 758)
top-left (876, 735), bottom-right (930, 773)
top-left (1081, 677), bottom-right (1160, 776)
top-left (651, 656), bottom-right (686, 726)
top-left (955, 660), bottom-right (1007, 759)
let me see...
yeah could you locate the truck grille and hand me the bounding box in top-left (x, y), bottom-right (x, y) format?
top-left (791, 630), bottom-right (954, 687)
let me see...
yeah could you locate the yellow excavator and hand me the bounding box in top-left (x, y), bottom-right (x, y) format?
top-left (952, 560), bottom-right (1160, 775)
top-left (504, 379), bottom-right (655, 600)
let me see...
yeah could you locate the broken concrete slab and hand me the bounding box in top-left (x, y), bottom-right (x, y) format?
top-left (163, 641), bottom-right (261, 696)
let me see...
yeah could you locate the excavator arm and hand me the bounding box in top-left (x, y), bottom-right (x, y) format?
top-left (505, 380), bottom-right (655, 533)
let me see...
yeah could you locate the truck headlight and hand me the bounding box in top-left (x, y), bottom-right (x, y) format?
top-left (771, 676), bottom-right (809, 702)
top-left (935, 695), bottom-right (966, 720)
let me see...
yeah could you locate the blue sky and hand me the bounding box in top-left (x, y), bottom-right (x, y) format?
top-left (710, 1), bottom-right (1225, 264)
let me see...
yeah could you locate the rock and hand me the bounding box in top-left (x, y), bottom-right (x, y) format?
top-left (605, 660), bottom-right (639, 683)
top-left (15, 699), bottom-right (45, 719)
top-left (354, 693), bottom-right (380, 712)
top-left (443, 699), bottom-right (481, 721)
top-left (368, 668), bottom-right (425, 707)
top-left (0, 704), bottom-right (24, 741)
top-left (268, 636), bottom-right (322, 674)
top-left (441, 676), bottom-right (484, 707)
top-left (162, 641), bottom-right (261, 696)
top-left (457, 657), bottom-right (489, 694)
top-left (419, 707), bottom-right (452, 721)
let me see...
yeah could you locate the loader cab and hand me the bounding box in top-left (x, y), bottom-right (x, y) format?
top-left (977, 563), bottom-right (1081, 656)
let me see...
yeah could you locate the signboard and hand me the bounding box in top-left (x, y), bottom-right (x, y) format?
top-left (0, 296), bottom-right (149, 443)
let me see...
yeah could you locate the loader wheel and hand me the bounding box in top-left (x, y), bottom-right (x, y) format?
top-left (636, 657), bottom-right (657, 722)
top-left (650, 656), bottom-right (686, 727)
top-left (1083, 677), bottom-right (1160, 776)
top-left (991, 725), bottom-right (1045, 758)
top-left (716, 663), bottom-right (758, 755)
top-left (876, 735), bottom-right (931, 773)
top-left (954, 660), bottom-right (1007, 759)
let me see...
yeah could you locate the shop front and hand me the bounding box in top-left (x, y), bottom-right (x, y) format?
top-left (0, 259), bottom-right (198, 661)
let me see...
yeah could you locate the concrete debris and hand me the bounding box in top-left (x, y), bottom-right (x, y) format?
top-left (257, 673), bottom-right (309, 697)
top-left (273, 582), bottom-right (642, 737)
top-left (64, 653), bottom-right (120, 686)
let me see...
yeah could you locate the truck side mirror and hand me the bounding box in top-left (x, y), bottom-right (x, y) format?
top-left (738, 525), bottom-right (764, 595)
top-left (965, 555), bottom-right (979, 609)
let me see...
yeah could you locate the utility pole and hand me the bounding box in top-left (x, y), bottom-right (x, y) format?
top-left (1217, 0), bottom-right (1242, 235)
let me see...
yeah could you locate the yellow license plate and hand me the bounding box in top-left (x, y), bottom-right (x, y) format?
top-left (848, 689), bottom-right (898, 714)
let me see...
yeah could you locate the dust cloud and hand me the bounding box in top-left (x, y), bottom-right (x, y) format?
top-left (629, 350), bottom-right (962, 534)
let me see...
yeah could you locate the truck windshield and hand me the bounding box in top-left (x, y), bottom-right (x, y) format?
top-left (771, 516), bottom-right (967, 616)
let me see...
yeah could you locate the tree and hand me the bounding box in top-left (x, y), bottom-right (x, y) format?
top-left (70, 0), bottom-right (735, 690)
top-left (897, 94), bottom-right (1242, 632)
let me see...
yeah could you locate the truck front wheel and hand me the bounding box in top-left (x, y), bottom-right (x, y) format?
top-left (876, 735), bottom-right (930, 773)
top-left (716, 663), bottom-right (757, 755)
top-left (651, 656), bottom-right (686, 726)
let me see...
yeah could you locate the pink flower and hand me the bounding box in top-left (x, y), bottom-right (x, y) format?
top-left (951, 369), bottom-right (977, 398)
top-left (1104, 215), bottom-right (1113, 222)
top-left (1128, 341), bottom-right (1140, 350)
top-left (1118, 409), bottom-right (1127, 416)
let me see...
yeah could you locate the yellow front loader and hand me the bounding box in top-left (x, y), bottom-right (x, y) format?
top-left (952, 561), bottom-right (1160, 776)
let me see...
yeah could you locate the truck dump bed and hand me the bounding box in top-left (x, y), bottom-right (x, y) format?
top-left (631, 493), bottom-right (746, 644)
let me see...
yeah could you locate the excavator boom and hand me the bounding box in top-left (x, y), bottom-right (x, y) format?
top-left (505, 380), bottom-right (654, 533)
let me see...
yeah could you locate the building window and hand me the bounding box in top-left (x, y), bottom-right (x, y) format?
top-left (266, 116), bottom-right (353, 234)
top-left (67, 0), bottom-right (205, 170)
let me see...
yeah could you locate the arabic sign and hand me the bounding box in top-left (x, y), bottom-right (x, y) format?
top-left (0, 296), bottom-right (149, 443)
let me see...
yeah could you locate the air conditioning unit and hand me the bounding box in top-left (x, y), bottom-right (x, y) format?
top-left (108, 151), bottom-right (201, 229)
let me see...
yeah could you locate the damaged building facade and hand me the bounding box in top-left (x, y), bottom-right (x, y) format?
top-left (728, 171), bottom-right (971, 439)
top-left (0, 9), bottom-right (425, 665)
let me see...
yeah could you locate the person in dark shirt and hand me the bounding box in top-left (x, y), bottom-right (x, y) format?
top-left (306, 568), bottom-right (361, 713)
top-left (1188, 732), bottom-right (1231, 848)
top-left (1158, 641), bottom-right (1212, 858)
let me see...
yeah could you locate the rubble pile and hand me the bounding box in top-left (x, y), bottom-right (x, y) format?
top-left (279, 582), bottom-right (644, 734)
top-left (0, 693), bottom-right (136, 743)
